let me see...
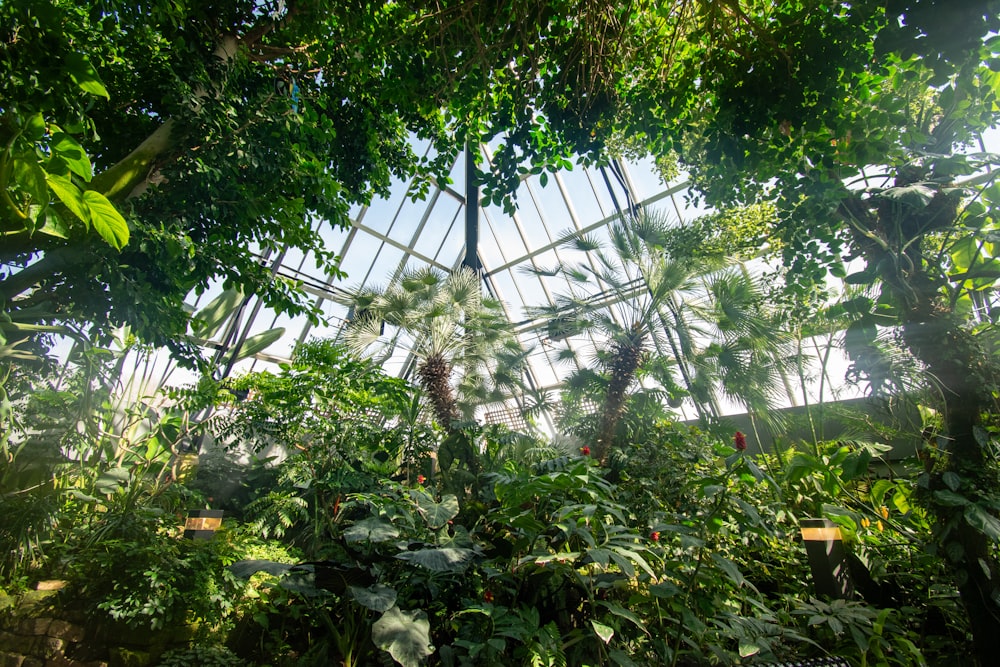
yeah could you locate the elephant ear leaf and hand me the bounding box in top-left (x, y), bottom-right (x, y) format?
top-left (344, 517), bottom-right (400, 544)
top-left (372, 606), bottom-right (434, 667)
top-left (395, 547), bottom-right (475, 572)
top-left (414, 493), bottom-right (459, 529)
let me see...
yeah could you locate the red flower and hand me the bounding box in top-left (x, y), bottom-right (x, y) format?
top-left (580, 446), bottom-right (591, 456)
top-left (483, 590), bottom-right (494, 603)
top-left (734, 431), bottom-right (747, 451)
top-left (417, 474), bottom-right (426, 484)
top-left (650, 531), bottom-right (660, 542)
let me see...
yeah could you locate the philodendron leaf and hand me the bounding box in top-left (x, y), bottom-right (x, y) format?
top-left (372, 606), bottom-right (434, 667)
top-left (350, 584), bottom-right (397, 612)
top-left (395, 547), bottom-right (476, 572)
top-left (414, 492), bottom-right (459, 529)
top-left (344, 517), bottom-right (400, 543)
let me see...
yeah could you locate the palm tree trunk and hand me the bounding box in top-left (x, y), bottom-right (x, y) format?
top-left (594, 329), bottom-right (645, 464)
top-left (416, 353), bottom-right (460, 433)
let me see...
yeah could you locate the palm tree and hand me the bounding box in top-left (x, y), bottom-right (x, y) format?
top-left (526, 208), bottom-right (721, 462)
top-left (340, 266), bottom-right (526, 433)
top-left (528, 208), bottom-right (793, 462)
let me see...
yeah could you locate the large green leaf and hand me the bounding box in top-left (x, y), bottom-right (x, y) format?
top-left (192, 289), bottom-right (244, 339)
top-left (395, 547), bottom-right (475, 572)
top-left (372, 606), bottom-right (434, 667)
top-left (51, 132), bottom-right (93, 181)
top-left (221, 327), bottom-right (286, 364)
top-left (965, 504), bottom-right (1000, 541)
top-left (83, 189), bottom-right (129, 249)
top-left (878, 182), bottom-right (936, 208)
top-left (12, 153), bottom-right (48, 204)
top-left (592, 620), bottom-right (614, 644)
top-left (95, 467), bottom-right (131, 494)
top-left (229, 560), bottom-right (294, 579)
top-left (45, 174), bottom-right (89, 225)
top-left (351, 584), bottom-right (397, 612)
top-left (65, 51), bottom-right (110, 99)
top-left (414, 492), bottom-right (459, 529)
top-left (344, 517), bottom-right (400, 543)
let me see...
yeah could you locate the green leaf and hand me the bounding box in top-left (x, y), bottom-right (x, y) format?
top-left (943, 471), bottom-right (961, 492)
top-left (608, 649), bottom-right (640, 667)
top-left (51, 132), bottom-right (93, 181)
top-left (192, 289), bottom-right (245, 339)
top-left (38, 208), bottom-right (69, 239)
top-left (222, 327), bottom-right (285, 364)
top-left (65, 52), bottom-right (110, 99)
top-left (739, 639), bottom-right (761, 658)
top-left (12, 154), bottom-right (48, 204)
top-left (710, 553), bottom-right (746, 588)
top-left (66, 489), bottom-right (98, 502)
top-left (964, 504), bottom-right (1000, 541)
top-left (870, 479), bottom-right (894, 506)
top-left (597, 601), bottom-right (648, 634)
top-left (95, 467), bottom-right (131, 494)
top-left (82, 189), bottom-right (129, 249)
top-left (350, 584), bottom-right (397, 612)
top-left (45, 174), bottom-right (89, 225)
top-left (880, 182), bottom-right (936, 208)
top-left (344, 518), bottom-right (400, 543)
top-left (934, 490), bottom-right (969, 507)
top-left (24, 112), bottom-right (46, 141)
top-left (228, 560), bottom-right (294, 579)
top-left (591, 620), bottom-right (614, 644)
top-left (415, 493), bottom-right (459, 529)
top-left (372, 606), bottom-right (434, 667)
top-left (396, 547), bottom-right (476, 572)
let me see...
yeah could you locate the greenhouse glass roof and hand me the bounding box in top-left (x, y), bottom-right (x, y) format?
top-left (163, 145), bottom-right (706, 407)
top-left (155, 142), bottom-right (858, 428)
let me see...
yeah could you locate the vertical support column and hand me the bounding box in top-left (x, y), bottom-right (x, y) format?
top-left (463, 143), bottom-right (480, 273)
top-left (800, 518), bottom-right (854, 599)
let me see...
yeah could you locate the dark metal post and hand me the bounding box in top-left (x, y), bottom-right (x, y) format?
top-left (463, 143), bottom-right (480, 273)
top-left (800, 518), bottom-right (854, 599)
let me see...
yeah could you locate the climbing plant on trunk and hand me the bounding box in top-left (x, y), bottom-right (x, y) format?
top-left (676, 16), bottom-right (1000, 662)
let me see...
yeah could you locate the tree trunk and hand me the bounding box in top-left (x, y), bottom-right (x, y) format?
top-left (594, 328), bottom-right (645, 464)
top-left (843, 188), bottom-right (1000, 665)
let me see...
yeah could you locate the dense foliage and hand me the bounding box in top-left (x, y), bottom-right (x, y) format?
top-left (0, 336), bottom-right (983, 666)
top-left (3, 1), bottom-right (1000, 665)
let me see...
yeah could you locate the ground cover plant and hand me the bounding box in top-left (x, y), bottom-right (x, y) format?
top-left (0, 332), bottom-right (979, 666)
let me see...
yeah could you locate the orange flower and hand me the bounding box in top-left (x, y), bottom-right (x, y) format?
top-left (417, 475), bottom-right (426, 484)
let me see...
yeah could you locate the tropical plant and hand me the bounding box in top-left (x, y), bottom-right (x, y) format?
top-left (342, 265), bottom-right (528, 433)
top-left (678, 10), bottom-right (1000, 659)
top-left (529, 208), bottom-right (793, 462)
